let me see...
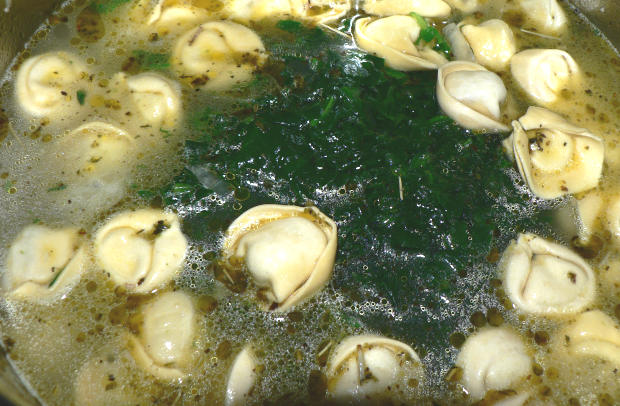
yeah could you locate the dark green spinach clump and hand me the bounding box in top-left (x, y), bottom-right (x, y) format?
top-left (159, 23), bottom-right (551, 310)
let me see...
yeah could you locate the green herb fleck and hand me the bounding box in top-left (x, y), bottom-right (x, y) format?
top-left (48, 265), bottom-right (66, 288)
top-left (4, 180), bottom-right (13, 193)
top-left (160, 128), bottom-right (172, 138)
top-left (76, 90), bottom-right (86, 105)
top-left (409, 12), bottom-right (451, 57)
top-left (132, 50), bottom-right (170, 71)
top-left (92, 0), bottom-right (131, 14)
top-left (47, 183), bottom-right (67, 192)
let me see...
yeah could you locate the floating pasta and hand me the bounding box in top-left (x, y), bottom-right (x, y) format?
top-left (225, 345), bottom-right (258, 406)
top-left (500, 233), bottom-right (596, 315)
top-left (456, 328), bottom-right (532, 401)
top-left (326, 335), bottom-right (424, 403)
top-left (128, 291), bottom-right (196, 380)
top-left (511, 49), bottom-right (579, 105)
top-left (15, 51), bottom-right (89, 116)
top-left (460, 19), bottom-right (517, 71)
top-left (172, 21), bottom-right (267, 91)
top-left (3, 225), bottom-right (86, 300)
top-left (362, 0), bottom-right (451, 18)
top-left (505, 107), bottom-right (604, 199)
top-left (436, 61), bottom-right (509, 132)
top-left (354, 15), bottom-right (448, 71)
top-left (94, 209), bottom-right (188, 293)
top-left (560, 310), bottom-right (620, 365)
top-left (222, 204), bottom-right (336, 311)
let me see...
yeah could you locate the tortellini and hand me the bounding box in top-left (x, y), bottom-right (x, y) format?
top-left (128, 291), bottom-right (196, 380)
top-left (517, 0), bottom-right (567, 35)
top-left (226, 345), bottom-right (258, 406)
top-left (3, 225), bottom-right (86, 299)
top-left (460, 19), bottom-right (517, 71)
top-left (172, 21), bottom-right (267, 91)
top-left (62, 121), bottom-right (134, 178)
top-left (133, 0), bottom-right (216, 34)
top-left (362, 0), bottom-right (451, 18)
top-left (354, 16), bottom-right (449, 71)
top-left (94, 209), bottom-right (188, 293)
top-left (326, 335), bottom-right (423, 402)
top-left (226, 0), bottom-right (351, 24)
top-left (443, 0), bottom-right (480, 13)
top-left (443, 23), bottom-right (475, 62)
top-left (560, 310), bottom-right (620, 365)
top-left (575, 190), bottom-right (604, 242)
top-left (111, 72), bottom-right (181, 129)
top-left (436, 61), bottom-right (510, 132)
top-left (456, 328), bottom-right (532, 401)
top-left (16, 51), bottom-right (88, 116)
top-left (505, 107), bottom-right (604, 199)
top-left (511, 49), bottom-right (579, 105)
top-left (222, 204), bottom-right (337, 311)
top-left (500, 233), bottom-right (596, 315)
top-left (75, 349), bottom-right (141, 406)
top-left (605, 195), bottom-right (620, 239)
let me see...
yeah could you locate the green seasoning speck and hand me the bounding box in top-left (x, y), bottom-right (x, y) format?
top-left (160, 128), bottom-right (172, 138)
top-left (77, 90), bottom-right (86, 105)
top-left (93, 0), bottom-right (131, 14)
top-left (47, 183), bottom-right (67, 192)
top-left (48, 265), bottom-right (66, 288)
top-left (132, 50), bottom-right (170, 71)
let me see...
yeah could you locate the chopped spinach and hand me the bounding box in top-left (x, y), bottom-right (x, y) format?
top-left (160, 22), bottom-right (552, 332)
top-left (409, 12), bottom-right (451, 57)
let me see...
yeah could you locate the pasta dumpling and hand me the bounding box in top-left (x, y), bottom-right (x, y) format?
top-left (443, 0), bottom-right (480, 13)
top-left (62, 122), bottom-right (134, 179)
top-left (326, 335), bottom-right (423, 403)
top-left (436, 61), bottom-right (509, 132)
top-left (456, 328), bottom-right (532, 401)
top-left (226, 345), bottom-right (258, 406)
top-left (226, 0), bottom-right (351, 24)
top-left (354, 16), bottom-right (448, 71)
top-left (511, 49), bottom-right (579, 105)
top-left (500, 233), bottom-right (596, 315)
top-left (362, 0), bottom-right (451, 18)
top-left (222, 204), bottom-right (337, 311)
top-left (505, 107), bottom-right (604, 199)
top-left (172, 21), bottom-right (267, 91)
top-left (560, 310), bottom-right (620, 365)
top-left (16, 51), bottom-right (88, 116)
top-left (111, 72), bottom-right (181, 129)
top-left (517, 0), bottom-right (567, 35)
top-left (94, 209), bottom-right (188, 293)
top-left (443, 23), bottom-right (475, 62)
top-left (132, 0), bottom-right (220, 35)
top-left (460, 19), bottom-right (517, 71)
top-left (128, 291), bottom-right (196, 380)
top-left (3, 225), bottom-right (86, 300)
